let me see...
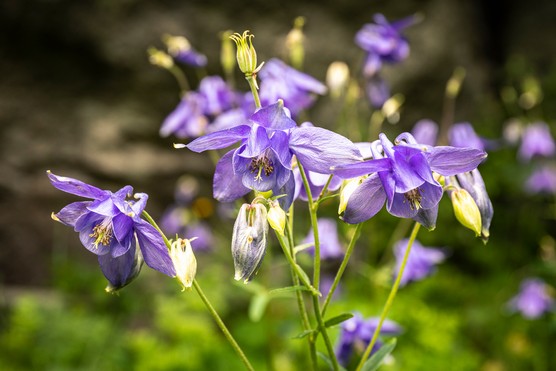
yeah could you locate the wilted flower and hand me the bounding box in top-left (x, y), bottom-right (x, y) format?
top-left (332, 132), bottom-right (486, 225)
top-left (47, 171), bottom-right (175, 289)
top-left (518, 122), bottom-right (556, 162)
top-left (258, 58), bottom-right (327, 117)
top-left (394, 239), bottom-right (446, 286)
top-left (302, 218), bottom-right (344, 259)
top-left (184, 101), bottom-right (362, 209)
top-left (170, 238), bottom-right (197, 290)
top-left (508, 278), bottom-right (554, 319)
top-left (355, 13), bottom-right (415, 77)
top-left (232, 203), bottom-right (269, 283)
top-left (525, 166), bottom-right (556, 194)
top-left (335, 312), bottom-right (401, 367)
top-left (163, 34), bottom-right (207, 67)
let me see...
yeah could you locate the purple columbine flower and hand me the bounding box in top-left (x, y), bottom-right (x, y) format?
top-left (518, 122), bottom-right (556, 162)
top-left (411, 119), bottom-right (438, 146)
top-left (164, 35), bottom-right (207, 67)
top-left (365, 75), bottom-right (391, 109)
top-left (258, 58), bottom-right (327, 117)
top-left (184, 101), bottom-right (362, 209)
top-left (355, 13), bottom-right (415, 77)
top-left (394, 239), bottom-right (446, 286)
top-left (335, 312), bottom-right (401, 367)
top-left (332, 132), bottom-right (487, 225)
top-left (526, 166), bottom-right (556, 194)
top-left (448, 122), bottom-right (486, 151)
top-left (508, 278), bottom-right (554, 319)
top-left (302, 218), bottom-right (344, 259)
top-left (47, 171), bottom-right (175, 289)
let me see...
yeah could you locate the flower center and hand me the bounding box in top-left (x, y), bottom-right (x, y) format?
top-left (249, 155), bottom-right (274, 182)
top-left (404, 188), bottom-right (422, 210)
top-left (89, 218), bottom-right (113, 248)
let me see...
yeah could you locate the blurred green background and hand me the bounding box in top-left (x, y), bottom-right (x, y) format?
top-left (1, 0), bottom-right (556, 370)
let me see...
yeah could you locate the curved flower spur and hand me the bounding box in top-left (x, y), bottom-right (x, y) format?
top-left (331, 132), bottom-right (487, 226)
top-left (47, 171), bottom-right (175, 291)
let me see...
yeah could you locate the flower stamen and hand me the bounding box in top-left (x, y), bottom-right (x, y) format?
top-left (89, 219), bottom-right (113, 248)
top-left (404, 188), bottom-right (422, 210)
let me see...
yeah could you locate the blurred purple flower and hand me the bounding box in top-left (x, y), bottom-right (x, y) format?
top-left (47, 171), bottom-right (175, 289)
top-left (332, 132), bottom-right (486, 225)
top-left (518, 122), bottom-right (556, 162)
top-left (355, 13), bottom-right (415, 77)
top-left (525, 166), bottom-right (556, 194)
top-left (394, 239), bottom-right (446, 286)
top-left (411, 119), bottom-right (438, 146)
top-left (160, 92), bottom-right (208, 138)
top-left (335, 312), bottom-right (401, 367)
top-left (508, 278), bottom-right (554, 319)
top-left (258, 58), bottom-right (327, 117)
top-left (185, 101), bottom-right (362, 208)
top-left (449, 122), bottom-right (486, 151)
top-left (302, 218), bottom-right (344, 259)
top-left (365, 75), bottom-right (391, 109)
top-left (293, 166), bottom-right (343, 202)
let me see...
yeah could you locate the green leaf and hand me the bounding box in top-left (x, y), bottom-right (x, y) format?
top-left (324, 313), bottom-right (354, 328)
top-left (361, 338), bottom-right (397, 371)
top-left (292, 329), bottom-right (315, 339)
top-left (248, 294), bottom-right (269, 322)
top-left (268, 285), bottom-right (309, 298)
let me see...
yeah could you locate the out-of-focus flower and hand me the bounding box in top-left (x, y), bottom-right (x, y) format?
top-left (47, 171), bottom-right (175, 289)
top-left (332, 132), bottom-right (486, 225)
top-left (355, 13), bottom-right (415, 77)
top-left (449, 122), bottom-right (486, 151)
top-left (518, 122), bottom-right (556, 162)
top-left (163, 34), bottom-right (207, 67)
top-left (302, 218), bottom-right (344, 259)
top-left (525, 166), bottom-right (556, 194)
top-left (184, 101), bottom-right (362, 208)
top-left (394, 239), bottom-right (446, 286)
top-left (365, 75), bottom-right (390, 109)
top-left (508, 278), bottom-right (554, 319)
top-left (259, 58), bottom-right (327, 117)
top-left (326, 61), bottom-right (350, 98)
top-left (232, 203), bottom-right (268, 283)
top-left (335, 312), bottom-right (401, 367)
top-left (411, 119), bottom-right (438, 146)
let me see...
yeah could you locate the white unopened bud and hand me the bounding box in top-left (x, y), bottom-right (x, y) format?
top-left (267, 201), bottom-right (286, 236)
top-left (326, 61), bottom-right (350, 99)
top-left (170, 238), bottom-right (197, 291)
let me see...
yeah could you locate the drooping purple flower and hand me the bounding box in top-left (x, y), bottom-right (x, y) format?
top-left (258, 58), bottom-right (327, 117)
top-left (355, 13), bottom-right (415, 77)
top-left (508, 278), bottom-right (554, 319)
top-left (184, 101), bottom-right (363, 209)
top-left (525, 165), bottom-right (556, 194)
top-left (448, 122), bottom-right (486, 151)
top-left (302, 218), bottom-right (344, 259)
top-left (518, 122), bottom-right (556, 162)
top-left (394, 239), bottom-right (446, 286)
top-left (47, 171), bottom-right (175, 289)
top-left (365, 75), bottom-right (391, 109)
top-left (332, 132), bottom-right (487, 225)
top-left (335, 312), bottom-right (401, 367)
top-left (411, 119), bottom-right (438, 146)
top-left (198, 76), bottom-right (238, 116)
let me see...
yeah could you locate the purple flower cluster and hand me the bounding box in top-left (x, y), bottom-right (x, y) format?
top-left (508, 278), bottom-right (554, 319)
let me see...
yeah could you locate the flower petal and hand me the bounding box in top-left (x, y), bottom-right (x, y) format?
top-left (87, 197), bottom-right (119, 217)
top-left (249, 101), bottom-right (297, 130)
top-left (273, 174), bottom-right (296, 210)
top-left (269, 130), bottom-right (293, 170)
top-left (412, 206), bottom-right (438, 230)
top-left (53, 201), bottom-right (90, 227)
top-left (98, 243), bottom-right (141, 288)
top-left (112, 213), bottom-right (134, 244)
top-left (135, 219), bottom-right (176, 277)
top-left (342, 174), bottom-right (387, 224)
top-left (290, 126), bottom-right (363, 174)
top-left (185, 125), bottom-right (251, 152)
top-left (47, 171), bottom-right (106, 199)
top-left (425, 146), bottom-right (487, 176)
top-left (213, 150), bottom-right (251, 202)
top-left (331, 158), bottom-right (392, 179)
top-left (237, 124), bottom-right (270, 158)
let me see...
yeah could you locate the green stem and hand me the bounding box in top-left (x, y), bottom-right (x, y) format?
top-left (246, 74), bottom-right (261, 109)
top-left (316, 175), bottom-right (334, 203)
top-left (312, 296), bottom-right (339, 371)
top-left (193, 280), bottom-right (255, 371)
top-left (141, 210), bottom-right (255, 371)
top-left (355, 222), bottom-right (421, 371)
top-left (168, 65), bottom-right (190, 95)
top-left (321, 223), bottom-right (362, 317)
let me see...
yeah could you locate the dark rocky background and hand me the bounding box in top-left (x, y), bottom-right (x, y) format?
top-left (1, 0), bottom-right (554, 286)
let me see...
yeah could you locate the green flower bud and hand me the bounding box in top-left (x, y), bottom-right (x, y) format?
top-left (286, 16), bottom-right (306, 70)
top-left (220, 30), bottom-right (236, 80)
top-left (451, 188), bottom-right (482, 237)
top-left (170, 238), bottom-right (197, 291)
top-left (267, 201), bottom-right (286, 236)
top-left (232, 203), bottom-right (268, 283)
top-left (147, 47), bottom-right (174, 69)
top-left (230, 30), bottom-right (264, 76)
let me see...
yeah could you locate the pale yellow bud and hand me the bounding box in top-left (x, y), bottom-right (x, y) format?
top-left (326, 61), bottom-right (350, 99)
top-left (220, 30), bottom-right (236, 78)
top-left (451, 189), bottom-right (482, 237)
top-left (170, 238), bottom-right (197, 291)
top-left (267, 201), bottom-right (286, 236)
top-left (148, 47), bottom-right (174, 69)
top-left (339, 177), bottom-right (364, 215)
top-left (163, 34), bottom-right (191, 56)
top-left (286, 16), bottom-right (306, 69)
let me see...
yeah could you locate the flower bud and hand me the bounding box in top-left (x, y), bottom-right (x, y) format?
top-left (326, 61), bottom-right (350, 99)
top-left (170, 238), bottom-right (197, 290)
top-left (339, 177), bottom-right (364, 215)
top-left (286, 16), bottom-right (305, 69)
top-left (148, 47), bottom-right (174, 69)
top-left (230, 30), bottom-right (264, 76)
top-left (451, 188), bottom-right (482, 237)
top-left (455, 169), bottom-right (493, 243)
top-left (267, 201), bottom-right (286, 236)
top-left (232, 203), bottom-right (269, 283)
top-left (220, 30), bottom-right (236, 80)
